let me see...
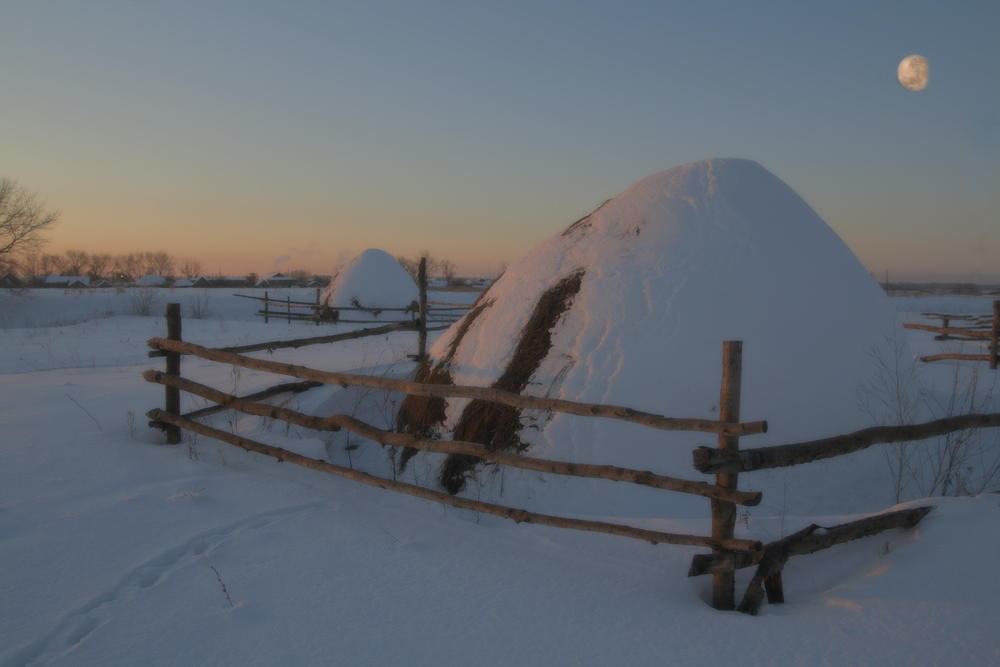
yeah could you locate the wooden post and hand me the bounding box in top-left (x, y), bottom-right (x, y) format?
top-left (315, 288), bottom-right (321, 326)
top-left (940, 317), bottom-right (950, 341)
top-left (417, 257), bottom-right (428, 360)
top-left (287, 295), bottom-right (291, 324)
top-left (164, 303), bottom-right (182, 444)
top-left (264, 291), bottom-right (269, 324)
top-left (711, 340), bottom-right (742, 610)
top-left (991, 300), bottom-right (999, 370)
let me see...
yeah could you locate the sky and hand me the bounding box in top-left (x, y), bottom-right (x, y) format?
top-left (1, 1), bottom-right (997, 281)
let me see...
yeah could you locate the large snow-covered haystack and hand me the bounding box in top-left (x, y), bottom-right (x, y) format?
top-left (322, 249), bottom-right (418, 311)
top-left (396, 159), bottom-right (904, 517)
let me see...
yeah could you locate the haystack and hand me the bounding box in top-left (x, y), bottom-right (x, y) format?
top-left (396, 159), bottom-right (904, 516)
top-left (322, 249), bottom-right (418, 312)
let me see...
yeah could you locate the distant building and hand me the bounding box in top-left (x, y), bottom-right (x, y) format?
top-left (45, 274), bottom-right (91, 289)
top-left (255, 273), bottom-right (299, 288)
top-left (136, 274), bottom-right (168, 287)
top-left (1, 272), bottom-right (26, 288)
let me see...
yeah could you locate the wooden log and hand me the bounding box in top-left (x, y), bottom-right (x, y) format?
top-left (145, 408), bottom-right (762, 552)
top-left (903, 323), bottom-right (991, 339)
top-left (149, 322), bottom-right (417, 357)
top-left (418, 257), bottom-right (428, 360)
top-left (735, 506), bottom-right (932, 615)
top-left (180, 380), bottom-right (323, 421)
top-left (712, 341), bottom-right (742, 610)
top-left (147, 337), bottom-right (768, 437)
top-left (693, 412), bottom-right (1000, 474)
top-left (142, 371), bottom-right (761, 506)
top-left (143, 371), bottom-right (342, 432)
top-left (919, 353), bottom-right (991, 363)
top-left (992, 300), bottom-right (999, 370)
top-left (234, 293), bottom-right (416, 312)
top-left (686, 549), bottom-right (759, 577)
top-left (164, 303), bottom-right (182, 444)
top-left (325, 414), bottom-right (762, 506)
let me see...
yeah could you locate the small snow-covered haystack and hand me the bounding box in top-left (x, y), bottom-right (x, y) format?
top-left (396, 159), bottom-right (906, 517)
top-left (322, 249), bottom-right (418, 313)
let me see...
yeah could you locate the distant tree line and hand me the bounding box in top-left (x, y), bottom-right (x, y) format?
top-left (396, 250), bottom-right (460, 286)
top-left (7, 250), bottom-right (334, 287)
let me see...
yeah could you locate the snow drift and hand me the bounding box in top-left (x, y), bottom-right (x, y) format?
top-left (396, 158), bottom-right (904, 516)
top-left (321, 249), bottom-right (418, 311)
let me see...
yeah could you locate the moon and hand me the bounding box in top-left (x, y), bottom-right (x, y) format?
top-left (897, 55), bottom-right (929, 91)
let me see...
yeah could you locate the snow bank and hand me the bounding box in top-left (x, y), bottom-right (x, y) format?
top-left (321, 249), bottom-right (418, 310)
top-left (416, 159), bottom-right (904, 516)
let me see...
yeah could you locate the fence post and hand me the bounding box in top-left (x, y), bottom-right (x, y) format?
top-left (315, 288), bottom-right (321, 326)
top-left (287, 295), bottom-right (291, 324)
top-left (418, 257), bottom-right (428, 360)
top-left (264, 291), bottom-right (269, 324)
top-left (712, 340), bottom-right (742, 610)
top-left (991, 300), bottom-right (999, 370)
top-left (164, 303), bottom-right (182, 444)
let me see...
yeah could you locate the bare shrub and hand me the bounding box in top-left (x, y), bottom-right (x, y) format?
top-left (187, 293), bottom-right (213, 319)
top-left (859, 332), bottom-right (1000, 501)
top-left (125, 287), bottom-right (159, 317)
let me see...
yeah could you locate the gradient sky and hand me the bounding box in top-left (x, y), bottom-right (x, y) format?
top-left (1, 1), bottom-right (997, 280)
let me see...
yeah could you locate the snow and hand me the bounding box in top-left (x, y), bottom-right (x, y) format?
top-left (426, 159), bottom-right (905, 518)
top-left (0, 287), bottom-right (997, 664)
top-left (321, 249), bottom-right (418, 310)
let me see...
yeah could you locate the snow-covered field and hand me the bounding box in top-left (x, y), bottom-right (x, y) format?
top-left (2, 288), bottom-right (998, 666)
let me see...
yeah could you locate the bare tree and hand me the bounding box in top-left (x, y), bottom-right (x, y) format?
top-left (440, 259), bottom-right (456, 285)
top-left (40, 253), bottom-right (61, 276)
top-left (145, 251), bottom-right (175, 277)
top-left (16, 253), bottom-right (40, 280)
top-left (180, 258), bottom-right (204, 279)
top-left (88, 253), bottom-right (112, 282)
top-left (0, 178), bottom-right (60, 270)
top-left (61, 250), bottom-right (89, 277)
top-left (114, 253), bottom-right (142, 282)
top-left (396, 251), bottom-right (441, 282)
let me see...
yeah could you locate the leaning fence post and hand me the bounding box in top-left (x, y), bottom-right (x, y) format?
top-left (418, 257), bottom-right (428, 360)
top-left (991, 300), bottom-right (999, 370)
top-left (164, 303), bottom-right (182, 445)
top-left (712, 340), bottom-right (742, 610)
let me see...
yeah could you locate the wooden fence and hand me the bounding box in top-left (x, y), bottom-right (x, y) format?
top-left (903, 300), bottom-right (999, 368)
top-left (236, 265), bottom-right (469, 332)
top-left (142, 302), bottom-right (1000, 615)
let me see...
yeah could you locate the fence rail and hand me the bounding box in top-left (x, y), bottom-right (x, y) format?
top-left (143, 296), bottom-right (1000, 615)
top-left (903, 300), bottom-right (999, 368)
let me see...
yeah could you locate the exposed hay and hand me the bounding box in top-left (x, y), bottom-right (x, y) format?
top-left (439, 269), bottom-right (585, 494)
top-left (393, 289), bottom-right (496, 471)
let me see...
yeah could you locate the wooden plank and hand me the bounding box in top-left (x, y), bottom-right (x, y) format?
top-left (693, 412), bottom-right (1000, 474)
top-left (180, 380), bottom-right (323, 421)
top-left (712, 341), bottom-right (742, 610)
top-left (735, 506), bottom-right (932, 615)
top-left (192, 322), bottom-right (416, 356)
top-left (146, 408), bottom-right (763, 552)
top-left (418, 257), bottom-right (428, 360)
top-left (920, 353), bottom-right (991, 363)
top-left (148, 337), bottom-right (768, 437)
top-left (903, 323), bottom-right (990, 339)
top-left (992, 300), bottom-right (999, 370)
top-left (164, 303), bottom-right (182, 444)
top-left (142, 371), bottom-right (762, 506)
